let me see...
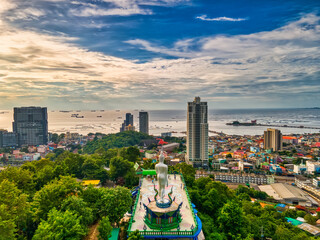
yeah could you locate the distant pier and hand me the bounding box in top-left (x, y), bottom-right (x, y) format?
top-left (226, 120), bottom-right (320, 130)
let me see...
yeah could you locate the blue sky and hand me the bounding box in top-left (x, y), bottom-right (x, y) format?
top-left (0, 0), bottom-right (319, 110)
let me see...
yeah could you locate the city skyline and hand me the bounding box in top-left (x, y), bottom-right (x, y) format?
top-left (0, 0), bottom-right (320, 110)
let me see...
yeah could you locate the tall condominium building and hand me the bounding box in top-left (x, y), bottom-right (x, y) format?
top-left (0, 130), bottom-right (18, 148)
top-left (125, 113), bottom-right (134, 126)
top-left (120, 113), bottom-right (134, 132)
top-left (139, 111), bottom-right (149, 134)
top-left (264, 128), bottom-right (283, 151)
top-left (13, 107), bottom-right (48, 146)
top-left (186, 97), bottom-right (208, 169)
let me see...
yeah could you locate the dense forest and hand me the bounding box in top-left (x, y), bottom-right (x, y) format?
top-left (0, 147), bottom-right (143, 240)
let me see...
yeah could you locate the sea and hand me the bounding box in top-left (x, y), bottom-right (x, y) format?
top-left (0, 108), bottom-right (319, 137)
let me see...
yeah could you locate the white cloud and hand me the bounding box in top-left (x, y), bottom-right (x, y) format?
top-left (0, 0), bottom-right (16, 15)
top-left (196, 15), bottom-right (247, 22)
top-left (70, 6), bottom-right (152, 17)
top-left (0, 14), bottom-right (319, 109)
top-left (69, 0), bottom-right (189, 17)
top-left (6, 7), bottom-right (45, 21)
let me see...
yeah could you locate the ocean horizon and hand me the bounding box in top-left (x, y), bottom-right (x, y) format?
top-left (0, 108), bottom-right (319, 136)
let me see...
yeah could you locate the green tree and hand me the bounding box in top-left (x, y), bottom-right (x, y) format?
top-left (55, 153), bottom-right (85, 178)
top-left (98, 216), bottom-right (112, 240)
top-left (21, 159), bottom-right (58, 191)
top-left (122, 146), bottom-right (140, 163)
top-left (82, 155), bottom-right (109, 183)
top-left (0, 180), bottom-right (30, 239)
top-left (142, 159), bottom-right (155, 169)
top-left (304, 214), bottom-right (317, 225)
top-left (128, 230), bottom-right (144, 240)
top-left (0, 205), bottom-right (16, 240)
top-left (218, 200), bottom-right (246, 239)
top-left (273, 225), bottom-right (295, 240)
top-left (208, 232), bottom-right (224, 240)
top-left (124, 168), bottom-right (139, 188)
top-left (32, 208), bottom-right (87, 240)
top-left (97, 186), bottom-right (132, 224)
top-left (21, 146), bottom-right (29, 153)
top-left (176, 162), bottom-right (195, 186)
top-left (81, 184), bottom-right (102, 218)
top-left (109, 157), bottom-right (134, 181)
top-left (61, 195), bottom-right (94, 226)
top-left (51, 133), bottom-right (59, 144)
top-left (32, 176), bottom-right (83, 221)
top-left (0, 166), bottom-right (34, 193)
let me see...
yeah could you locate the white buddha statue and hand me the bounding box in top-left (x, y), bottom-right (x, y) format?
top-left (155, 151), bottom-right (168, 203)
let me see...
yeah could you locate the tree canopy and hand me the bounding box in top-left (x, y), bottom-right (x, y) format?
top-left (83, 131), bottom-right (152, 154)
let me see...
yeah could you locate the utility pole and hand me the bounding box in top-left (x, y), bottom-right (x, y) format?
top-left (261, 226), bottom-right (264, 240)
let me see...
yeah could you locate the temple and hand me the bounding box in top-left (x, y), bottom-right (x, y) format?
top-left (127, 151), bottom-right (204, 239)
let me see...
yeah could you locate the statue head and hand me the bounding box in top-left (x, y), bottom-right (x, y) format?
top-left (159, 150), bottom-right (164, 163)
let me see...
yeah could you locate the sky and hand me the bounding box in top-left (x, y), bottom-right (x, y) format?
top-left (0, 0), bottom-right (319, 110)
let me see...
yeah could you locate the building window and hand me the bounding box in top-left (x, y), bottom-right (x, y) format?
top-left (168, 217), bottom-right (173, 224)
top-left (156, 218), bottom-right (161, 224)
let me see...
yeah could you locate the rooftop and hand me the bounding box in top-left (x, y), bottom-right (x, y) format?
top-left (82, 180), bottom-right (100, 186)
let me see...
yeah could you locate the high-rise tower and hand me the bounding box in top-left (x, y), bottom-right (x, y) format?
top-left (186, 97), bottom-right (208, 168)
top-left (120, 113), bottom-right (134, 132)
top-left (264, 128), bottom-right (282, 151)
top-left (13, 107), bottom-right (48, 146)
top-left (125, 113), bottom-right (134, 126)
top-left (139, 111), bottom-right (149, 134)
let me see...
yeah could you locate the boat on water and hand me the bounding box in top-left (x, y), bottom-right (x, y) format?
top-left (226, 120), bottom-right (257, 126)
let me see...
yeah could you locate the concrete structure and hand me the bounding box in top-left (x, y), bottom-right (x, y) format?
top-left (161, 132), bottom-right (172, 138)
top-left (215, 173), bottom-right (274, 185)
top-left (238, 161), bottom-right (253, 171)
top-left (162, 143), bottom-right (179, 152)
top-left (295, 176), bottom-right (320, 201)
top-left (298, 223), bottom-right (320, 236)
top-left (13, 107), bottom-right (48, 146)
top-left (186, 97), bottom-right (208, 169)
top-left (293, 164), bottom-right (307, 174)
top-left (145, 151), bottom-right (157, 159)
top-left (313, 177), bottom-right (320, 188)
top-left (306, 160), bottom-right (320, 174)
top-left (139, 112), bottom-right (149, 134)
top-left (283, 136), bottom-right (298, 144)
top-left (264, 128), bottom-right (282, 151)
top-left (0, 130), bottom-right (18, 148)
top-left (259, 183), bottom-right (313, 206)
